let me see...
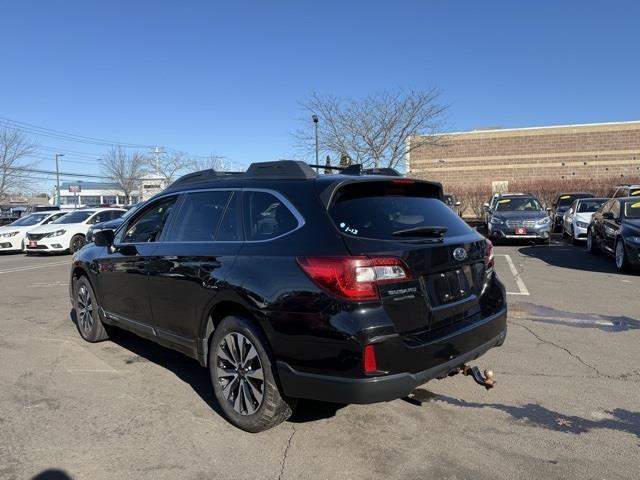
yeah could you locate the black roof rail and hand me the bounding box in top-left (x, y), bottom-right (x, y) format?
top-left (246, 160), bottom-right (318, 179)
top-left (168, 169), bottom-right (244, 188)
top-left (308, 163), bottom-right (402, 177)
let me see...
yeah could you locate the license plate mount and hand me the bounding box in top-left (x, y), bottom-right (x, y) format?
top-left (515, 227), bottom-right (527, 235)
top-left (28, 240), bottom-right (37, 248)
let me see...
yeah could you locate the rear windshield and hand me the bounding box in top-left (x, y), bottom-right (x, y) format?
top-left (328, 181), bottom-right (472, 240)
top-left (495, 197), bottom-right (543, 212)
top-left (577, 199), bottom-right (606, 213)
top-left (624, 201), bottom-right (640, 218)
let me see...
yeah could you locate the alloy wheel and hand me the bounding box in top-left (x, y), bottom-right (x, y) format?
top-left (77, 285), bottom-right (94, 333)
top-left (216, 332), bottom-right (264, 415)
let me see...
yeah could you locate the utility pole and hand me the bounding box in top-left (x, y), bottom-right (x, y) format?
top-left (150, 146), bottom-right (164, 176)
top-left (312, 115), bottom-right (319, 165)
top-left (55, 153), bottom-right (64, 208)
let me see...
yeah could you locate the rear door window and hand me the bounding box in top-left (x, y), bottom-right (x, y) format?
top-left (243, 191), bottom-right (299, 241)
top-left (329, 181), bottom-right (472, 240)
top-left (164, 191), bottom-right (232, 242)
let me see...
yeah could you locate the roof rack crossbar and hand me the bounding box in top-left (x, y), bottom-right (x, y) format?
top-left (307, 163), bottom-right (402, 177)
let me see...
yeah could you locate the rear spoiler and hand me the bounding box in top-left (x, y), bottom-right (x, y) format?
top-left (316, 177), bottom-right (444, 208)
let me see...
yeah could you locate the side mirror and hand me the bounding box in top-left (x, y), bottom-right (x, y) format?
top-left (94, 229), bottom-right (115, 247)
top-left (602, 212), bottom-right (614, 220)
top-left (546, 207), bottom-right (552, 213)
top-left (454, 201), bottom-right (461, 207)
top-left (483, 203), bottom-right (490, 211)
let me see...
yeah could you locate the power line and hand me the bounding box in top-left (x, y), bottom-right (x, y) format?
top-left (0, 117), bottom-right (153, 149)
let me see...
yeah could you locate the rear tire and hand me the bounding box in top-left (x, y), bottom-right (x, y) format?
top-left (586, 228), bottom-right (599, 254)
top-left (74, 276), bottom-right (109, 342)
top-left (209, 315), bottom-right (296, 432)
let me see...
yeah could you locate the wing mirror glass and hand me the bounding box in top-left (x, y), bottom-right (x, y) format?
top-left (94, 229), bottom-right (115, 247)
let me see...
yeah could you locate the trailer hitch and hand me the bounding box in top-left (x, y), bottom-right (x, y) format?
top-left (461, 365), bottom-right (495, 389)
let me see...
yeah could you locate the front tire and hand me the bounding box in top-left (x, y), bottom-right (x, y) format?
top-left (587, 228), bottom-right (599, 254)
top-left (209, 315), bottom-right (296, 432)
top-left (69, 234), bottom-right (86, 254)
top-left (615, 239), bottom-right (631, 272)
top-left (74, 276), bottom-right (109, 342)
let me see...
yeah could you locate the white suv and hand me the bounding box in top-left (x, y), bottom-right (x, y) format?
top-left (25, 208), bottom-right (126, 254)
top-left (0, 210), bottom-right (68, 252)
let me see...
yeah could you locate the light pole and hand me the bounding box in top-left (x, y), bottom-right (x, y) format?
top-left (55, 153), bottom-right (64, 208)
top-left (312, 114), bottom-right (319, 165)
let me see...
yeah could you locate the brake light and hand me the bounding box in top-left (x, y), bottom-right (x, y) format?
top-left (363, 344), bottom-right (378, 373)
top-left (485, 239), bottom-right (495, 269)
top-left (391, 179), bottom-right (415, 184)
top-left (296, 256), bottom-right (412, 301)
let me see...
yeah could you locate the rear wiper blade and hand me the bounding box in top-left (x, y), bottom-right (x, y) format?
top-left (391, 226), bottom-right (448, 237)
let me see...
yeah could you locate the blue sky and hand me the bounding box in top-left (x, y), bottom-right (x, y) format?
top-left (1, 0), bottom-right (639, 190)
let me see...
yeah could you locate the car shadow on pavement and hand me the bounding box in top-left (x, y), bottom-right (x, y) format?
top-left (510, 302), bottom-right (640, 332)
top-left (412, 389), bottom-right (640, 438)
top-left (70, 309), bottom-right (346, 425)
top-left (31, 469), bottom-right (73, 480)
top-left (517, 243), bottom-right (628, 274)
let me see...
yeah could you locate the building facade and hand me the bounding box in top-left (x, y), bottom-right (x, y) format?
top-left (53, 177), bottom-right (167, 209)
top-left (408, 121), bottom-right (640, 192)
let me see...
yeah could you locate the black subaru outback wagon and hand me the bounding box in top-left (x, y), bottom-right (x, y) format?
top-left (70, 161), bottom-right (507, 432)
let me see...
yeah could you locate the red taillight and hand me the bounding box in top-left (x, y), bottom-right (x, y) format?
top-left (485, 239), bottom-right (495, 269)
top-left (296, 256), bottom-right (412, 301)
top-left (363, 344), bottom-right (378, 373)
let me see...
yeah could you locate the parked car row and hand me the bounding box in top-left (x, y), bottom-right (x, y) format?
top-left (481, 185), bottom-right (640, 273)
top-left (0, 207), bottom-right (126, 254)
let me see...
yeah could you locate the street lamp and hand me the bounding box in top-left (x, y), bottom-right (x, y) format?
top-left (312, 114), bottom-right (319, 165)
top-left (55, 153), bottom-right (64, 208)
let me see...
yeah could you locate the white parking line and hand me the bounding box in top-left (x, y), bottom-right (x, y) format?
top-left (496, 254), bottom-right (530, 296)
top-left (0, 260), bottom-right (70, 275)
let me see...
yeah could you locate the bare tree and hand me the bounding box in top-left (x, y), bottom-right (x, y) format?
top-left (0, 126), bottom-right (38, 202)
top-left (101, 147), bottom-right (148, 204)
top-left (189, 154), bottom-right (236, 172)
top-left (149, 151), bottom-right (189, 184)
top-left (294, 89), bottom-right (447, 170)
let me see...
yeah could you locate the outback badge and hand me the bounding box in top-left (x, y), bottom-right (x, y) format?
top-left (453, 247), bottom-right (467, 261)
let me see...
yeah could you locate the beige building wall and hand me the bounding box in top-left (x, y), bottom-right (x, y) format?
top-left (408, 121), bottom-right (640, 191)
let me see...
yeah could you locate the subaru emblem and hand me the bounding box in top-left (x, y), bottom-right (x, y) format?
top-left (453, 247), bottom-right (467, 261)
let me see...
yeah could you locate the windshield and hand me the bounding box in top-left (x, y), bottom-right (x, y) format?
top-left (557, 194), bottom-right (591, 208)
top-left (577, 199), bottom-right (606, 213)
top-left (624, 201), bottom-right (640, 218)
top-left (51, 210), bottom-right (94, 224)
top-left (495, 197), bottom-right (543, 212)
top-left (10, 213), bottom-right (49, 226)
top-left (329, 182), bottom-right (472, 240)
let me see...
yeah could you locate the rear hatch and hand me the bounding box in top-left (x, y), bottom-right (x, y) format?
top-left (327, 179), bottom-right (489, 334)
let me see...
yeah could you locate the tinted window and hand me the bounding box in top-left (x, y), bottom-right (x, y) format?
top-left (329, 181), bottom-right (471, 240)
top-left (164, 191), bottom-right (231, 242)
top-left (244, 191), bottom-right (298, 241)
top-left (577, 199), bottom-right (606, 213)
top-left (90, 210), bottom-right (122, 224)
top-left (121, 198), bottom-right (177, 243)
top-left (495, 197), bottom-right (543, 212)
top-left (216, 193), bottom-right (241, 241)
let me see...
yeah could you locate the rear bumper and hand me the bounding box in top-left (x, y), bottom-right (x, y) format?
top-left (277, 307), bottom-right (507, 404)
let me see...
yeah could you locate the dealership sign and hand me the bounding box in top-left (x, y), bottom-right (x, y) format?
top-left (68, 185), bottom-right (82, 193)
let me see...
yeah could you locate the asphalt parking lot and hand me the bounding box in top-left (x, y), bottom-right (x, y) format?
top-left (1, 239), bottom-right (639, 480)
